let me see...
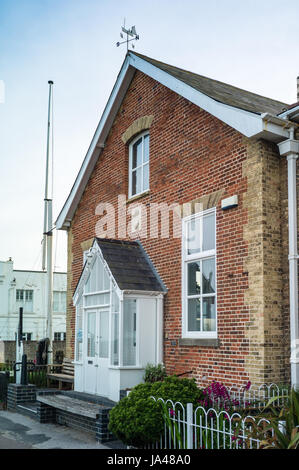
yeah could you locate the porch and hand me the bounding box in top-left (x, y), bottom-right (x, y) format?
top-left (73, 238), bottom-right (166, 402)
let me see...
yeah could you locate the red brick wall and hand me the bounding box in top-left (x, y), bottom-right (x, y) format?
top-left (69, 70), bottom-right (252, 387)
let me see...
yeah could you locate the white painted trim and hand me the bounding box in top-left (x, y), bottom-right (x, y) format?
top-left (73, 239), bottom-right (121, 305)
top-left (128, 131), bottom-right (150, 198)
top-left (130, 53), bottom-right (262, 138)
top-left (181, 207), bottom-right (217, 339)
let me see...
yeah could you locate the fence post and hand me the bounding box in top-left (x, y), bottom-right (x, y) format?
top-left (186, 403), bottom-right (193, 449)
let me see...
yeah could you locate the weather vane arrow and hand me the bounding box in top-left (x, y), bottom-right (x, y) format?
top-left (116, 19), bottom-right (139, 51)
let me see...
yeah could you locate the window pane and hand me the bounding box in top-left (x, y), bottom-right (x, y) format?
top-left (103, 267), bottom-right (110, 290)
top-left (135, 167), bottom-right (142, 194)
top-left (25, 290), bottom-right (33, 301)
top-left (203, 297), bottom-right (216, 332)
top-left (203, 213), bottom-right (215, 251)
top-left (123, 299), bottom-right (137, 366)
top-left (188, 298), bottom-right (201, 331)
top-left (99, 311), bottom-right (109, 358)
top-left (85, 273), bottom-right (91, 293)
top-left (16, 290), bottom-right (24, 301)
top-left (187, 218), bottom-right (201, 255)
top-left (132, 168), bottom-right (142, 196)
top-left (143, 134), bottom-right (149, 162)
top-left (112, 312), bottom-right (119, 366)
top-left (85, 293), bottom-right (109, 307)
top-left (132, 138), bottom-right (142, 168)
top-left (90, 264), bottom-right (97, 292)
top-left (76, 300), bottom-right (83, 362)
top-left (87, 312), bottom-right (96, 357)
top-left (187, 262), bottom-right (201, 295)
top-left (112, 288), bottom-right (119, 313)
top-left (143, 163), bottom-right (149, 191)
top-left (202, 258), bottom-right (216, 294)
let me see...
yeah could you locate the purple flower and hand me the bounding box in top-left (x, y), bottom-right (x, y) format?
top-left (244, 381), bottom-right (251, 391)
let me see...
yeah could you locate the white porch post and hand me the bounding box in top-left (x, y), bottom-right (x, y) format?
top-left (278, 131), bottom-right (299, 389)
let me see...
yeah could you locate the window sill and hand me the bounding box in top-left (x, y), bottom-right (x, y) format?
top-left (179, 338), bottom-right (219, 347)
top-left (126, 190), bottom-right (150, 204)
top-left (108, 365), bottom-right (144, 370)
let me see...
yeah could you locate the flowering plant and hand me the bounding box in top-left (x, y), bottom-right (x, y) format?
top-left (198, 380), bottom-right (252, 413)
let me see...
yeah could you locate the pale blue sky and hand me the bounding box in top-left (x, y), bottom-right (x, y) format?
top-left (0, 0), bottom-right (298, 271)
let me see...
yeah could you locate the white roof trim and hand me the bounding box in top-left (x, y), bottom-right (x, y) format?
top-left (56, 52), bottom-right (290, 230)
top-left (73, 240), bottom-right (121, 306)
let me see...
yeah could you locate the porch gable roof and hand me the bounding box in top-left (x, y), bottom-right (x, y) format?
top-left (95, 238), bottom-right (167, 293)
top-left (73, 238), bottom-right (166, 304)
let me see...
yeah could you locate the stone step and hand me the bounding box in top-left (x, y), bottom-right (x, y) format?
top-left (37, 394), bottom-right (103, 418)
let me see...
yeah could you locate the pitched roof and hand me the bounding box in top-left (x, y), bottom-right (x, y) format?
top-left (132, 52), bottom-right (288, 115)
top-left (95, 238), bottom-right (166, 292)
top-left (56, 51), bottom-right (291, 230)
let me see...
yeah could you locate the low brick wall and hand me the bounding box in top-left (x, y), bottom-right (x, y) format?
top-left (7, 384), bottom-right (36, 410)
top-left (36, 391), bottom-right (115, 443)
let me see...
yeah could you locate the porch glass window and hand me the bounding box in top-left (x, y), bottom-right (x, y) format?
top-left (182, 208), bottom-right (217, 337)
top-left (129, 132), bottom-right (149, 198)
top-left (75, 299), bottom-right (83, 361)
top-left (87, 311), bottom-right (96, 357)
top-left (111, 287), bottom-right (119, 366)
top-left (123, 299), bottom-right (137, 366)
top-left (78, 252), bottom-right (140, 368)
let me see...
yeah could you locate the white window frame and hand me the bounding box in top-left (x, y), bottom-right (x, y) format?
top-left (53, 291), bottom-right (67, 313)
top-left (181, 207), bottom-right (217, 339)
top-left (128, 131), bottom-right (150, 198)
top-left (16, 289), bottom-right (34, 313)
top-left (54, 332), bottom-right (66, 341)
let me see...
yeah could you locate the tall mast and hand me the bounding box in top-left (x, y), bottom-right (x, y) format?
top-left (42, 80), bottom-right (54, 364)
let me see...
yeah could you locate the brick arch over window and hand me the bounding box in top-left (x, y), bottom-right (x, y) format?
top-left (121, 115), bottom-right (154, 144)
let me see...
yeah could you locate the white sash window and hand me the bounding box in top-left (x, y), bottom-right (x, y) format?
top-left (129, 132), bottom-right (149, 198)
top-left (182, 208), bottom-right (217, 338)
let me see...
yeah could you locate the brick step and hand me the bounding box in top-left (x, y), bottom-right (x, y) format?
top-left (36, 391), bottom-right (115, 443)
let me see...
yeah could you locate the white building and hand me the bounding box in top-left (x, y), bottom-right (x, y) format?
top-left (0, 258), bottom-right (67, 341)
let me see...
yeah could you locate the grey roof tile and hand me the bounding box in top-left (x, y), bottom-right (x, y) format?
top-left (96, 238), bottom-right (166, 292)
top-left (132, 52), bottom-right (288, 115)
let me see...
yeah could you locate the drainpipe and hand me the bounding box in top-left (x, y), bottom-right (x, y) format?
top-left (278, 127), bottom-right (299, 390)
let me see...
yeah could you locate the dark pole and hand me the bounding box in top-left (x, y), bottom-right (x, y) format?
top-left (20, 354), bottom-right (28, 385)
top-left (18, 307), bottom-right (23, 346)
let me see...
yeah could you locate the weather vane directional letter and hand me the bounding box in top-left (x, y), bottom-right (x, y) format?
top-left (116, 19), bottom-right (139, 51)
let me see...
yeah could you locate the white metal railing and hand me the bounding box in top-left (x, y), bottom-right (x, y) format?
top-left (144, 383), bottom-right (289, 450)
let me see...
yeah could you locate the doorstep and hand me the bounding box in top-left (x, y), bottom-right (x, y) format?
top-left (36, 390), bottom-right (116, 443)
top-left (37, 394), bottom-right (103, 419)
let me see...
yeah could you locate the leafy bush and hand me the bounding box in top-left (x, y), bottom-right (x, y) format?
top-left (143, 363), bottom-right (167, 383)
top-left (108, 376), bottom-right (203, 447)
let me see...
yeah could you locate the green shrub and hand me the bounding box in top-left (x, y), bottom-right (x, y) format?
top-left (108, 376), bottom-right (203, 447)
top-left (143, 363), bottom-right (167, 383)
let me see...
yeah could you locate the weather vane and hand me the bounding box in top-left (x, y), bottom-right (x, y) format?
top-left (116, 19), bottom-right (139, 51)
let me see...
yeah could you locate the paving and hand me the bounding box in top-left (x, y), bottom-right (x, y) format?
top-left (0, 410), bottom-right (125, 449)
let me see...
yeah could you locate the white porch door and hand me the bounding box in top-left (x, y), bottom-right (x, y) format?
top-left (84, 309), bottom-right (110, 396)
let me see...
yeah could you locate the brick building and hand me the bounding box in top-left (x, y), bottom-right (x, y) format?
top-left (56, 51), bottom-right (299, 402)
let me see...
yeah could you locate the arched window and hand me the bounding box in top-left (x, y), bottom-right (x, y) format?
top-left (128, 132), bottom-right (149, 198)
